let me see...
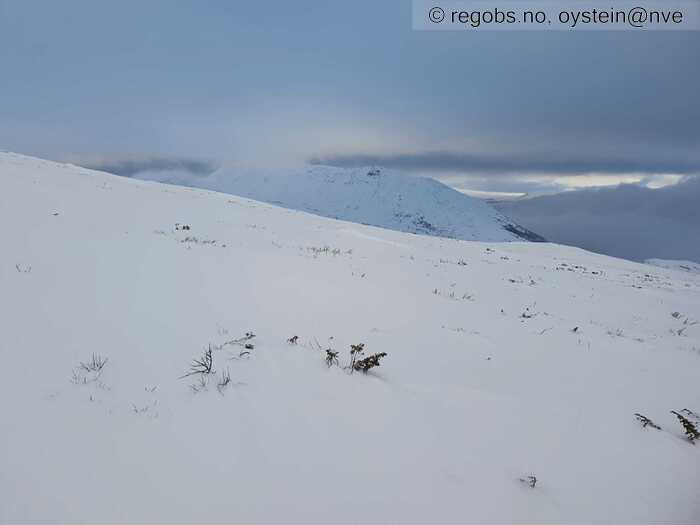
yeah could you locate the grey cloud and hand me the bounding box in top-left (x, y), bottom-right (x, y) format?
top-left (495, 176), bottom-right (700, 263)
top-left (88, 158), bottom-right (217, 178)
top-left (312, 151), bottom-right (700, 176)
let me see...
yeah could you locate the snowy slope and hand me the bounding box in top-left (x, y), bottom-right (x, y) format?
top-left (134, 164), bottom-right (545, 242)
top-left (646, 258), bottom-right (700, 276)
top-left (1, 152), bottom-right (700, 525)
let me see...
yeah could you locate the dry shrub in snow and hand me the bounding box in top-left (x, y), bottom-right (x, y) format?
top-left (347, 343), bottom-right (387, 373)
top-left (634, 413), bottom-right (661, 430)
top-left (353, 352), bottom-right (387, 373)
top-left (671, 411), bottom-right (700, 444)
top-left (325, 349), bottom-right (339, 367)
top-left (71, 353), bottom-right (108, 384)
top-left (680, 408), bottom-right (699, 419)
top-left (79, 353), bottom-right (108, 373)
top-left (181, 346), bottom-right (215, 378)
top-left (216, 368), bottom-right (231, 394)
top-left (215, 332), bottom-right (255, 355)
top-left (519, 475), bottom-right (537, 488)
top-left (349, 343), bottom-right (365, 372)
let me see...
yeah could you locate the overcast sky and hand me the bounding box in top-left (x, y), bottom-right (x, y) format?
top-left (497, 176), bottom-right (700, 262)
top-left (1, 0), bottom-right (698, 194)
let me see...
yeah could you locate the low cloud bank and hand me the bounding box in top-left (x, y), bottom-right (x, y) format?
top-left (313, 151), bottom-right (700, 176)
top-left (495, 177), bottom-right (700, 263)
top-left (88, 158), bottom-right (217, 178)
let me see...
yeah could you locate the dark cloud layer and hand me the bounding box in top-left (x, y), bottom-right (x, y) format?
top-left (89, 158), bottom-right (217, 178)
top-left (495, 177), bottom-right (700, 263)
top-left (312, 151), bottom-right (700, 176)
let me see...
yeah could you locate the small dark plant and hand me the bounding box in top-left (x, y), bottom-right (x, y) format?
top-left (215, 332), bottom-right (256, 358)
top-left (217, 368), bottom-right (232, 394)
top-left (634, 413), bottom-right (661, 430)
top-left (353, 352), bottom-right (387, 373)
top-left (325, 349), bottom-right (339, 368)
top-left (519, 475), bottom-right (537, 488)
top-left (520, 309), bottom-right (535, 319)
top-left (71, 353), bottom-right (109, 385)
top-left (79, 353), bottom-right (109, 374)
top-left (349, 343), bottom-right (365, 373)
top-left (181, 346), bottom-right (215, 378)
top-left (671, 410), bottom-right (700, 443)
top-left (223, 332), bottom-right (255, 350)
top-left (288, 335), bottom-right (299, 344)
top-left (680, 408), bottom-right (699, 420)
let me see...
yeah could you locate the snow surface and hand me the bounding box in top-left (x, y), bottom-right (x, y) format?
top-left (646, 259), bottom-right (700, 276)
top-left (1, 151), bottom-right (700, 525)
top-left (131, 164), bottom-right (542, 242)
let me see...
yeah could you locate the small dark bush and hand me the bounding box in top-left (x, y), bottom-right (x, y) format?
top-left (349, 343), bottom-right (365, 373)
top-left (519, 475), bottom-right (537, 488)
top-left (353, 352), bottom-right (387, 373)
top-left (325, 349), bottom-right (339, 368)
top-left (671, 410), bottom-right (700, 443)
top-left (181, 346), bottom-right (215, 378)
top-left (79, 353), bottom-right (108, 373)
top-left (681, 408), bottom-right (699, 419)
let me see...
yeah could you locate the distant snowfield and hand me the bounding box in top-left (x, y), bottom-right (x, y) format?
top-left (1, 152), bottom-right (699, 525)
top-left (130, 164), bottom-right (545, 242)
top-left (646, 258), bottom-right (700, 276)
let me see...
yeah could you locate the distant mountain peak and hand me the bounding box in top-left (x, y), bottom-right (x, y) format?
top-left (168, 164), bottom-right (544, 243)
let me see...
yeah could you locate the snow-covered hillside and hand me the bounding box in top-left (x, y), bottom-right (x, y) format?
top-left (132, 164), bottom-right (545, 242)
top-left (1, 152), bottom-right (699, 525)
top-left (646, 258), bottom-right (700, 276)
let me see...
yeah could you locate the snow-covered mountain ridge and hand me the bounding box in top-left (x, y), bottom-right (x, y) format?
top-left (1, 152), bottom-right (699, 525)
top-left (131, 164), bottom-right (545, 242)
